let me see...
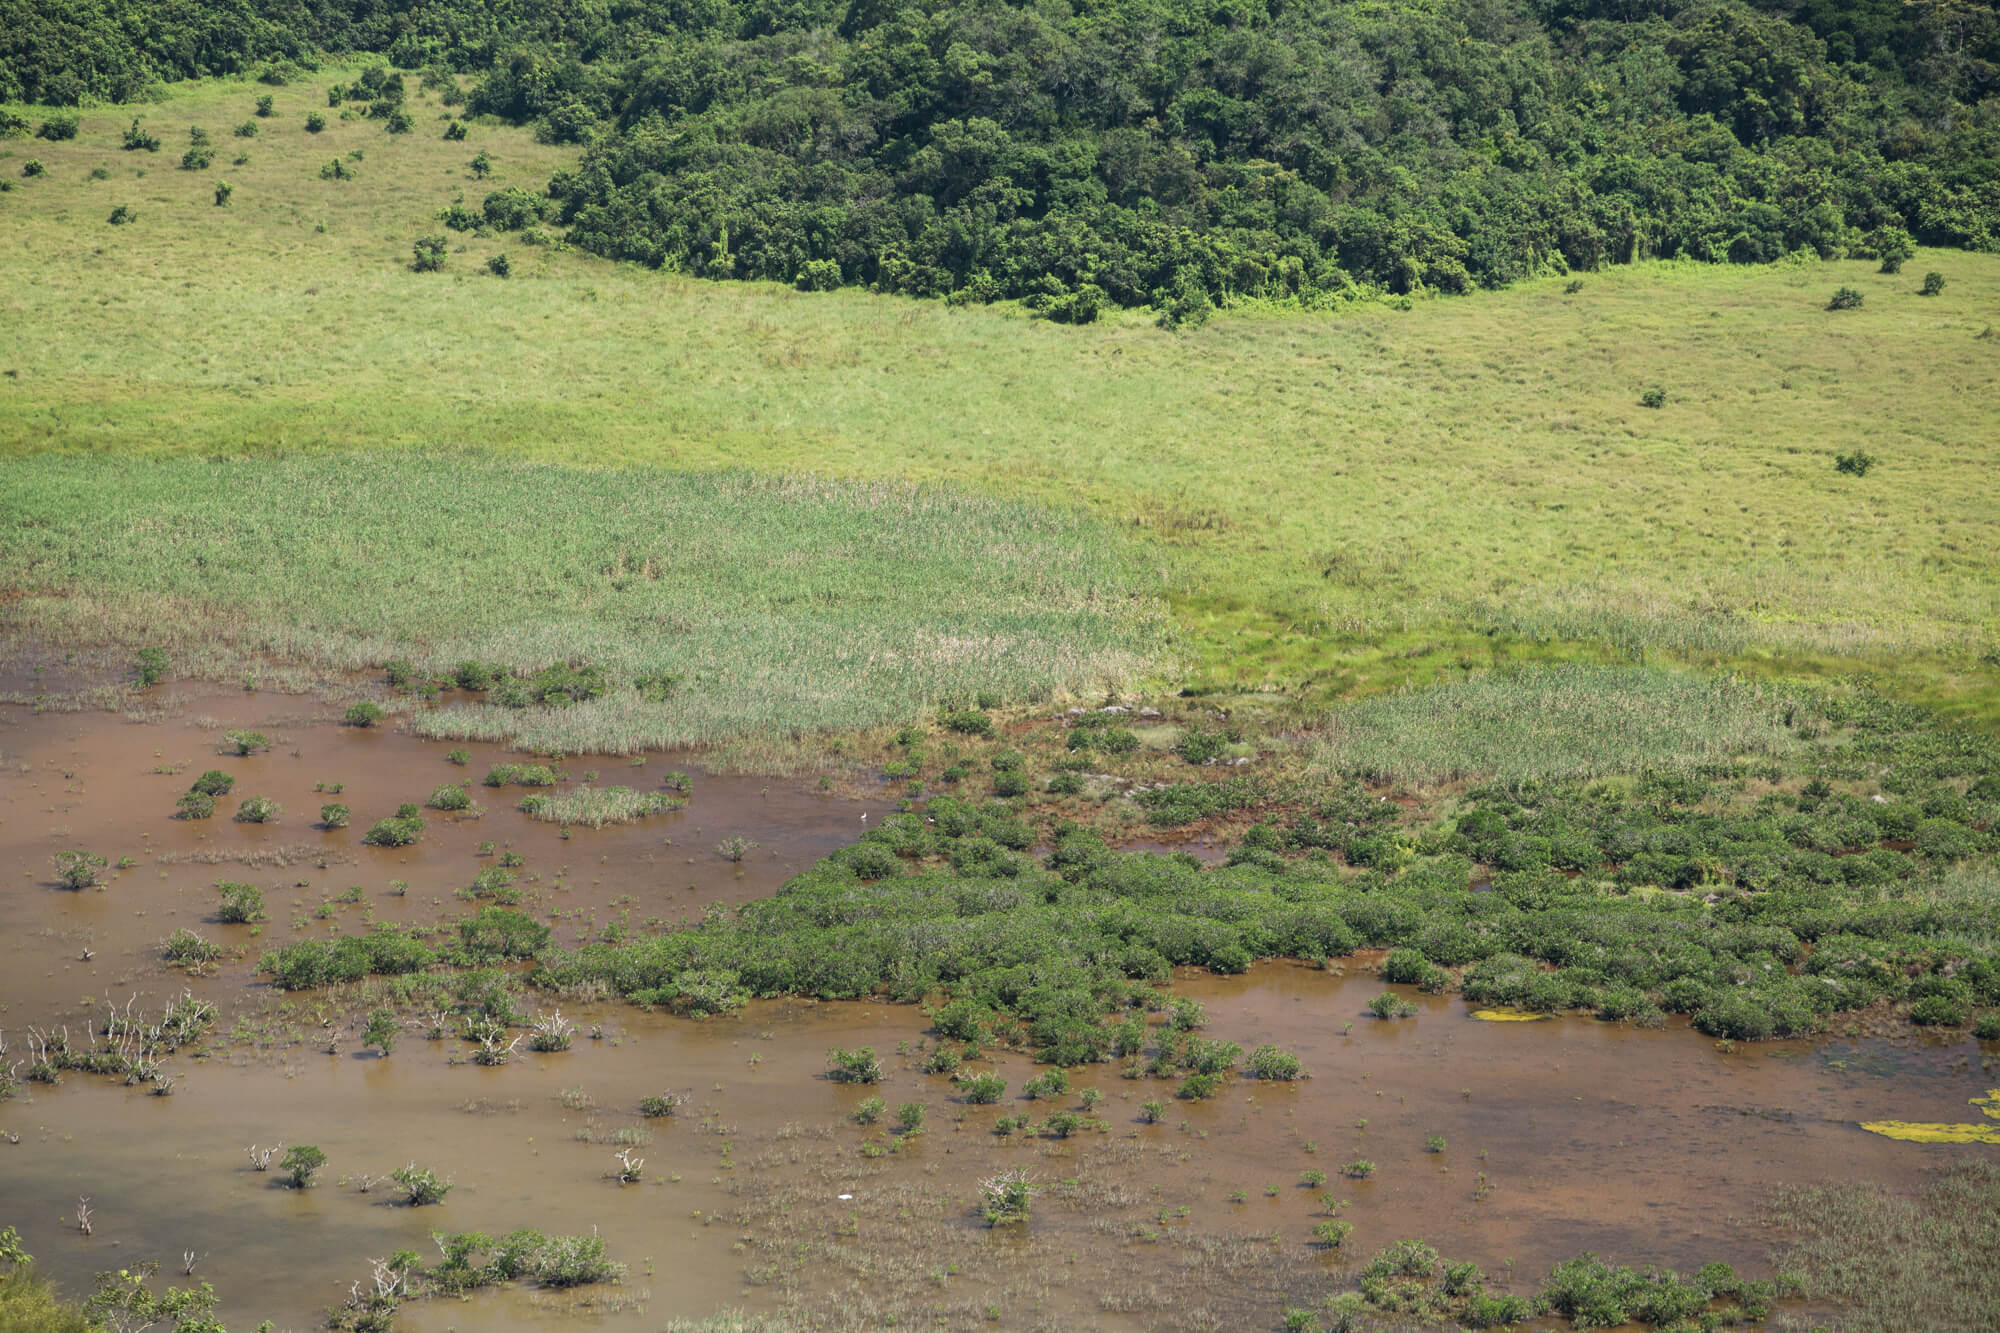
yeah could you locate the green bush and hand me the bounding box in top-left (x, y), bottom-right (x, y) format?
top-left (216, 881), bottom-right (265, 923)
top-left (176, 791), bottom-right (216, 819)
top-left (107, 205), bottom-right (136, 225)
top-left (1828, 286), bottom-right (1864, 310)
top-left (488, 252), bottom-right (511, 278)
top-left (1639, 386), bottom-right (1666, 409)
top-left (829, 1047), bottom-right (883, 1083)
top-left (385, 108), bottom-right (415, 134)
top-left (122, 118), bottom-right (160, 151)
top-left (53, 850), bottom-right (108, 890)
top-left (281, 1144), bottom-right (326, 1187)
top-left (191, 769), bottom-right (236, 796)
top-left (431, 783), bottom-right (471, 811)
top-left (320, 802), bottom-right (350, 828)
top-left (1910, 995), bottom-right (1965, 1027)
top-left (235, 795), bottom-right (281, 823)
top-left (1246, 1044), bottom-right (1304, 1080)
top-left (233, 120), bottom-right (257, 138)
top-left (305, 111), bottom-right (326, 133)
top-left (940, 708), bottom-right (994, 737)
top-left (1921, 272), bottom-right (1946, 296)
top-left (36, 114), bottom-right (79, 141)
top-left (956, 1071), bottom-right (1006, 1103)
top-left (212, 179), bottom-right (232, 206)
top-left (254, 95), bottom-right (275, 117)
top-left (362, 813), bottom-right (425, 846)
top-left (412, 233), bottom-right (448, 272)
top-left (1835, 451), bottom-right (1877, 477)
top-left (344, 702), bottom-right (385, 727)
top-left (444, 120), bottom-right (468, 141)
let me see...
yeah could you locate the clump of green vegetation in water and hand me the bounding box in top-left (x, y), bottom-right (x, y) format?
top-left (522, 785), bottom-right (682, 828)
top-left (484, 763), bottom-right (563, 788)
top-left (215, 880), bottom-right (265, 922)
top-left (2, 458), bottom-right (1155, 754)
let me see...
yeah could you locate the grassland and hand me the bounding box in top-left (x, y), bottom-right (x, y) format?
top-left (2, 73), bottom-right (1997, 731)
top-left (1, 457), bottom-right (1155, 749)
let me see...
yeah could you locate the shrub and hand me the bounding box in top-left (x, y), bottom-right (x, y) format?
top-left (639, 1093), bottom-right (687, 1118)
top-left (191, 769), bottom-right (236, 796)
top-left (1047, 772), bottom-right (1084, 794)
top-left (179, 146), bottom-right (213, 170)
top-left (940, 708), bottom-right (994, 737)
top-left (37, 113), bottom-right (79, 140)
top-left (829, 1047), bottom-right (883, 1083)
top-left (1834, 451), bottom-right (1877, 477)
top-left (484, 762), bottom-right (562, 787)
top-left (282, 1145), bottom-right (327, 1187)
top-left (1314, 1219), bottom-right (1353, 1248)
top-left (234, 120), bottom-right (258, 138)
top-left (1974, 1014), bottom-right (2000, 1040)
top-left (108, 205), bottom-right (136, 225)
top-left (1871, 226), bottom-right (1914, 273)
top-left (344, 702), bottom-right (385, 727)
top-left (896, 1102), bottom-right (927, 1134)
top-left (1827, 286), bottom-right (1864, 310)
top-left (469, 151), bottom-right (492, 178)
top-left (222, 731), bottom-right (268, 756)
top-left (1639, 387), bottom-right (1666, 409)
top-left (305, 112), bottom-right (326, 133)
top-left (487, 252), bottom-right (511, 278)
top-left (431, 783), bottom-right (471, 811)
top-left (235, 796), bottom-right (281, 823)
top-left (1022, 1069), bottom-right (1070, 1099)
top-left (1368, 992), bottom-right (1417, 1019)
top-left (444, 120), bottom-right (468, 141)
top-left (320, 803), bottom-right (350, 828)
top-left (1344, 1159), bottom-right (1376, 1178)
top-left (992, 769), bottom-right (1029, 798)
top-left (412, 233), bottom-right (448, 272)
top-left (980, 1167), bottom-right (1034, 1226)
top-left (54, 850), bottom-right (109, 890)
top-left (1140, 1099), bottom-right (1166, 1123)
top-left (176, 791), bottom-right (217, 819)
top-left (1921, 272), bottom-right (1946, 296)
top-left (216, 881), bottom-right (265, 923)
top-left (1910, 995), bottom-right (1965, 1027)
top-left (852, 1095), bottom-right (885, 1124)
top-left (1177, 1071), bottom-right (1223, 1099)
top-left (391, 1163), bottom-right (452, 1205)
top-left (123, 118), bottom-right (161, 151)
top-left (363, 814), bottom-right (425, 846)
top-left (1425, 1135), bottom-right (1448, 1153)
top-left (796, 259), bottom-right (841, 291)
top-left (212, 180), bottom-right (232, 206)
top-left (254, 95), bottom-right (275, 118)
top-left (385, 109), bottom-right (415, 134)
top-left (1246, 1044), bottom-right (1304, 1080)
top-left (319, 157), bottom-right (355, 180)
top-left (957, 1071), bottom-right (1007, 1103)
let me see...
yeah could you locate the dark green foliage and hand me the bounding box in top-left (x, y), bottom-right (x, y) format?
top-left (320, 156), bottom-right (355, 180)
top-left (254, 93), bottom-right (274, 117)
top-left (481, 187), bottom-right (547, 227)
top-left (107, 204), bottom-right (135, 225)
top-left (36, 115), bottom-right (79, 141)
top-left (266, 926), bottom-right (438, 988)
top-left (344, 701), bottom-right (385, 727)
top-left (175, 790), bottom-right (216, 819)
top-left (121, 118), bottom-right (159, 151)
top-left (233, 119), bottom-right (257, 137)
top-left (1175, 724), bottom-right (1236, 766)
top-left (305, 111), bottom-right (325, 132)
top-left (281, 1144), bottom-right (326, 1187)
top-left (1870, 226), bottom-right (1915, 274)
top-left (1922, 271), bottom-right (1947, 296)
top-left (213, 178), bottom-right (232, 206)
top-left (190, 768), bottom-right (235, 796)
top-left (444, 119), bottom-right (467, 141)
top-left (431, 783), bottom-right (471, 810)
top-left (216, 880), bottom-right (265, 923)
top-left (1134, 778), bottom-right (1261, 826)
top-left (1639, 387), bottom-right (1666, 409)
top-left (179, 144), bottom-right (212, 170)
top-left (133, 646), bottom-right (167, 686)
top-left (20, 157), bottom-right (44, 177)
top-left (939, 707), bottom-right (993, 738)
top-left (362, 812), bottom-right (425, 846)
top-left (469, 150), bottom-right (492, 178)
top-left (385, 108), bottom-right (414, 134)
top-left (319, 802), bottom-right (350, 828)
top-left (484, 762), bottom-right (562, 787)
top-left (457, 906), bottom-right (550, 961)
top-left (1835, 451), bottom-right (1877, 477)
top-left (1828, 286), bottom-right (1864, 310)
top-left (412, 232), bottom-right (448, 271)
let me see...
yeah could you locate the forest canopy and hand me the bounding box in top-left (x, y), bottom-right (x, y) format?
top-left (5, 0), bottom-right (1997, 314)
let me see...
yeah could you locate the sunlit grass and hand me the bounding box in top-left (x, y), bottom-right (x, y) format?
top-left (2, 74), bottom-right (1997, 717)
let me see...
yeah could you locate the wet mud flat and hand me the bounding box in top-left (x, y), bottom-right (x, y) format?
top-left (2, 697), bottom-right (1995, 1331)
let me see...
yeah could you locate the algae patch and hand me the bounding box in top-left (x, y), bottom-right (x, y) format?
top-left (1470, 1009), bottom-right (1552, 1022)
top-left (1858, 1090), bottom-right (2000, 1144)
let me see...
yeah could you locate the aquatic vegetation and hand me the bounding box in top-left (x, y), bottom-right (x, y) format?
top-left (524, 785), bottom-right (681, 828)
top-left (1857, 1090), bottom-right (2000, 1144)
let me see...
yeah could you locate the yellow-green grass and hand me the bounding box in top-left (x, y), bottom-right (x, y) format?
top-left (3, 75), bottom-right (1998, 721)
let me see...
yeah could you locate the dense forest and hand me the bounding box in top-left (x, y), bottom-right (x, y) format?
top-left (6, 0), bottom-right (1998, 314)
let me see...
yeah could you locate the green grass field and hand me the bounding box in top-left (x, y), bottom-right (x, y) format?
top-left (3, 73), bottom-right (1997, 732)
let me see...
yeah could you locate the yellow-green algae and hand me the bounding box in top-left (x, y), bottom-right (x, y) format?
top-left (1469, 1009), bottom-right (1552, 1022)
top-left (1858, 1090), bottom-right (2000, 1144)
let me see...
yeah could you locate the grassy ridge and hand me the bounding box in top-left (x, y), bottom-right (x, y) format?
top-left (1, 75), bottom-right (1997, 719)
top-left (1, 456), bottom-right (1157, 749)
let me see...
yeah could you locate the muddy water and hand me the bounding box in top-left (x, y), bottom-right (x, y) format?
top-left (2, 699), bottom-right (1997, 1331)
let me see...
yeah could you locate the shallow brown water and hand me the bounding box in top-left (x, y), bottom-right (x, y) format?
top-left (2, 698), bottom-right (1995, 1331)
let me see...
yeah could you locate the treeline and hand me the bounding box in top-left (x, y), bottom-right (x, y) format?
top-left (5, 1), bottom-right (1999, 316)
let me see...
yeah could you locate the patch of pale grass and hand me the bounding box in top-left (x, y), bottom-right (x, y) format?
top-left (1307, 666), bottom-right (1810, 785)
